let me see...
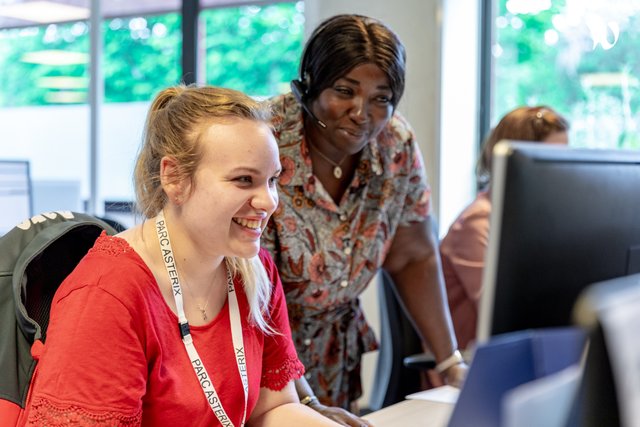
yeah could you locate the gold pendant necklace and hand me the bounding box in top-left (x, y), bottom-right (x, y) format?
top-left (181, 269), bottom-right (217, 321)
top-left (198, 305), bottom-right (208, 321)
top-left (307, 139), bottom-right (348, 179)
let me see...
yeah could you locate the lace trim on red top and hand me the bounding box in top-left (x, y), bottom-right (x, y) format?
top-left (89, 231), bottom-right (134, 257)
top-left (26, 396), bottom-right (142, 427)
top-left (261, 355), bottom-right (305, 391)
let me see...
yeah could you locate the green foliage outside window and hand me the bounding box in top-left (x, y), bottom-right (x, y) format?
top-left (0, 2), bottom-right (302, 107)
top-left (493, 1), bottom-right (640, 149)
top-left (103, 14), bottom-right (181, 103)
top-left (202, 3), bottom-right (303, 97)
top-left (0, 24), bottom-right (89, 106)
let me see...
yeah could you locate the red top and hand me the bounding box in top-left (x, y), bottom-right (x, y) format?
top-left (25, 233), bottom-right (304, 427)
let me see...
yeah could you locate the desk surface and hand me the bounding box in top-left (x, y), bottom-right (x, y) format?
top-left (362, 399), bottom-right (454, 427)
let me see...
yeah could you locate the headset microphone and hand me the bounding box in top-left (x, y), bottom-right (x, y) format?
top-left (290, 80), bottom-right (327, 129)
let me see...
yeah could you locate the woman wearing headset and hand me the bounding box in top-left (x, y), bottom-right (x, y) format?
top-left (262, 14), bottom-right (466, 426)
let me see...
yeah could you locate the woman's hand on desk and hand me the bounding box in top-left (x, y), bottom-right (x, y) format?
top-left (443, 363), bottom-right (468, 389)
top-left (308, 401), bottom-right (373, 427)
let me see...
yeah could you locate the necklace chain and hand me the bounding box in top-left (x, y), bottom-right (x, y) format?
top-left (307, 139), bottom-right (348, 179)
top-left (181, 268), bottom-right (217, 321)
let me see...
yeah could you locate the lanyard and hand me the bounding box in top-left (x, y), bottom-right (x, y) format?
top-left (156, 211), bottom-right (248, 427)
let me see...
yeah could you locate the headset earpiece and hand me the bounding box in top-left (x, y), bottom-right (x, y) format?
top-left (290, 18), bottom-right (332, 129)
top-left (290, 79), bottom-right (307, 104)
top-left (289, 79), bottom-right (326, 129)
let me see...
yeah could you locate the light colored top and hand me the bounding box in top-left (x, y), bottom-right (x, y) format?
top-left (439, 190), bottom-right (491, 350)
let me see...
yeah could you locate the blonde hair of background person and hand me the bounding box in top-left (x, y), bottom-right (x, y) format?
top-left (440, 105), bottom-right (570, 352)
top-left (24, 84), bottom-right (342, 427)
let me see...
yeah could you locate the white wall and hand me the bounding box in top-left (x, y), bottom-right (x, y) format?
top-left (0, 102), bottom-right (147, 216)
top-left (439, 1), bottom-right (481, 235)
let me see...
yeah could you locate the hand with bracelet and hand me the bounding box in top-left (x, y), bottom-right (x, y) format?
top-left (435, 350), bottom-right (468, 389)
top-left (303, 400), bottom-right (373, 427)
top-left (296, 376), bottom-right (373, 427)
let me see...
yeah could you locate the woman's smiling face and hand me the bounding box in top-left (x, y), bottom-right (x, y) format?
top-left (177, 117), bottom-right (281, 259)
top-left (309, 63), bottom-right (394, 155)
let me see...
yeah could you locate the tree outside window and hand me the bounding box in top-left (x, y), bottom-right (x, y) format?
top-left (492, 0), bottom-right (640, 149)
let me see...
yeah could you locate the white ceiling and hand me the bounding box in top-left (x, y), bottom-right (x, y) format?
top-left (0, 0), bottom-right (272, 29)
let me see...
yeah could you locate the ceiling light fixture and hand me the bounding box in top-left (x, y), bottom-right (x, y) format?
top-left (37, 76), bottom-right (89, 89)
top-left (21, 49), bottom-right (89, 65)
top-left (0, 1), bottom-right (90, 24)
top-left (45, 90), bottom-right (87, 104)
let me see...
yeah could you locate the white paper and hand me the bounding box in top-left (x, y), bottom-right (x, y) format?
top-left (405, 385), bottom-right (460, 404)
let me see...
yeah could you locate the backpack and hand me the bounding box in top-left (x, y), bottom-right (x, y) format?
top-left (0, 211), bottom-right (117, 426)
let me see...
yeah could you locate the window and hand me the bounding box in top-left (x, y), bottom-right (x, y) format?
top-left (0, 1), bottom-right (303, 229)
top-left (104, 13), bottom-right (181, 103)
top-left (490, 0), bottom-right (640, 149)
top-left (201, 2), bottom-right (304, 96)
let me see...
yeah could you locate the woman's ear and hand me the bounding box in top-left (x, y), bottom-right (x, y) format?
top-left (160, 156), bottom-right (187, 205)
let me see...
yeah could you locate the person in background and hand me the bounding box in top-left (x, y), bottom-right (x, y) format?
top-left (24, 85), bottom-right (341, 427)
top-left (262, 14), bottom-right (466, 426)
top-left (440, 105), bottom-right (570, 351)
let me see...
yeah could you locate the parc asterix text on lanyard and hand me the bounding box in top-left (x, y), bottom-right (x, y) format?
top-left (156, 211), bottom-right (249, 427)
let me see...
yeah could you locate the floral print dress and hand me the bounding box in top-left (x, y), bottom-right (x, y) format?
top-left (262, 93), bottom-right (431, 408)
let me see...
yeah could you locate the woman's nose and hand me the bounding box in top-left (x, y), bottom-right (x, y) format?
top-left (252, 185), bottom-right (278, 214)
top-left (349, 97), bottom-right (369, 124)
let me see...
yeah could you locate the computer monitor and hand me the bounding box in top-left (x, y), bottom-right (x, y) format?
top-left (477, 141), bottom-right (640, 342)
top-left (568, 272), bottom-right (640, 427)
top-left (0, 160), bottom-right (32, 236)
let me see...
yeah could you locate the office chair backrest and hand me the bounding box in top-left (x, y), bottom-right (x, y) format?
top-left (368, 219), bottom-right (441, 411)
top-left (0, 211), bottom-right (116, 426)
top-left (368, 270), bottom-right (424, 411)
